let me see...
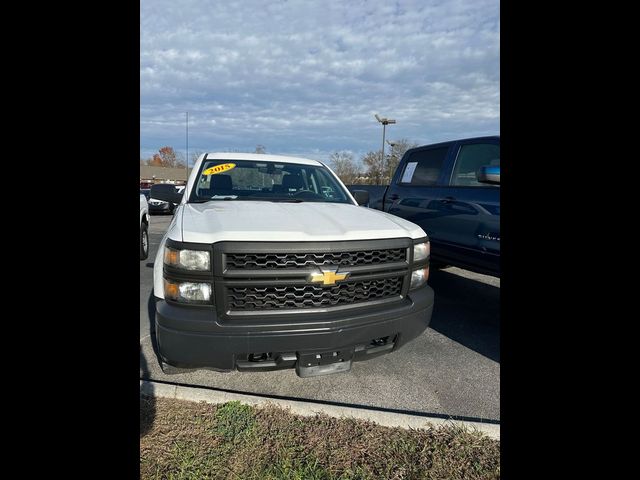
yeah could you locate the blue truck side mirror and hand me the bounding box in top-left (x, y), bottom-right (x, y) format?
top-left (351, 190), bottom-right (370, 206)
top-left (476, 165), bottom-right (500, 185)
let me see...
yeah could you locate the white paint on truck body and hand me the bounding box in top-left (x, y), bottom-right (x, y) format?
top-left (153, 153), bottom-right (426, 299)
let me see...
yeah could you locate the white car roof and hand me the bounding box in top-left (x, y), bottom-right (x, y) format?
top-left (203, 152), bottom-right (323, 167)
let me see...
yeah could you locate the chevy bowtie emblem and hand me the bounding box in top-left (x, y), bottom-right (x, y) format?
top-left (309, 268), bottom-right (350, 285)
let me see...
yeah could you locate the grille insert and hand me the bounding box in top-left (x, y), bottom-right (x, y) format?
top-left (227, 277), bottom-right (403, 311)
top-left (226, 249), bottom-right (406, 270)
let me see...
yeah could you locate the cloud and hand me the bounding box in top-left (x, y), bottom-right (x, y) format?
top-left (140, 0), bottom-right (499, 162)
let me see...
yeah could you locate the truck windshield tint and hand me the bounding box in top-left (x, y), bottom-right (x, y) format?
top-left (189, 160), bottom-right (352, 204)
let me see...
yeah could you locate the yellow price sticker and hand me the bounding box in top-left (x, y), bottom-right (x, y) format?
top-left (203, 163), bottom-right (236, 175)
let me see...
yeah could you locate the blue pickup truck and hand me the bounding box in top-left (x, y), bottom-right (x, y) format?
top-left (348, 136), bottom-right (500, 277)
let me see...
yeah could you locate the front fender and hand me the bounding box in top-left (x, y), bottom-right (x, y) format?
top-left (153, 212), bottom-right (183, 300)
top-left (140, 209), bottom-right (149, 226)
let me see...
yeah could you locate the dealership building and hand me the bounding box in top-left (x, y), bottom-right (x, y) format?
top-left (140, 166), bottom-right (188, 187)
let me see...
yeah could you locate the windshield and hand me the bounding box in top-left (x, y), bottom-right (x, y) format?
top-left (188, 159), bottom-right (352, 204)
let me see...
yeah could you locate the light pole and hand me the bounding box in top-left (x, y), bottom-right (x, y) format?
top-left (185, 112), bottom-right (189, 183)
top-left (375, 114), bottom-right (396, 182)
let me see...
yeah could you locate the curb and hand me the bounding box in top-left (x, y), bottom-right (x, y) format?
top-left (140, 380), bottom-right (500, 440)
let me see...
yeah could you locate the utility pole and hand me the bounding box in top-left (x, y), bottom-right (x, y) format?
top-left (186, 112), bottom-right (189, 183)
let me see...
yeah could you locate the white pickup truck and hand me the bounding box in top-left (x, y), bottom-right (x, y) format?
top-left (151, 153), bottom-right (434, 377)
top-left (140, 194), bottom-right (149, 260)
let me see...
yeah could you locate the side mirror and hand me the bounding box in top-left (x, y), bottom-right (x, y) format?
top-left (150, 184), bottom-right (184, 204)
top-left (352, 189), bottom-right (370, 206)
top-left (476, 165), bottom-right (500, 185)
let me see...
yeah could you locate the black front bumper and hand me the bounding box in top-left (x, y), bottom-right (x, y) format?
top-left (155, 285), bottom-right (434, 373)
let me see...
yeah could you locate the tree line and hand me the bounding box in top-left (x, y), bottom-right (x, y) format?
top-left (140, 145), bottom-right (267, 168)
top-left (140, 140), bottom-right (416, 185)
top-left (140, 146), bottom-right (187, 168)
top-left (329, 138), bottom-right (417, 185)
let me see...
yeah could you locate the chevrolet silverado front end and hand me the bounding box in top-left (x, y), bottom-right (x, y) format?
top-left (152, 153), bottom-right (434, 377)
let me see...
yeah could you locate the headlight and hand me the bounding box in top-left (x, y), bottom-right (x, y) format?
top-left (164, 279), bottom-right (212, 303)
top-left (164, 247), bottom-right (210, 271)
top-left (409, 266), bottom-right (430, 290)
top-left (413, 241), bottom-right (430, 262)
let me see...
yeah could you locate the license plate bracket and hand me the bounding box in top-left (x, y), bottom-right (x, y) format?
top-left (295, 348), bottom-right (354, 378)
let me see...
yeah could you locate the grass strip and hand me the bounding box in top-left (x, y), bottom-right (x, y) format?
top-left (140, 395), bottom-right (500, 479)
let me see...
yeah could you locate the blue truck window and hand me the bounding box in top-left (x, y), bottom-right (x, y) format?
top-left (451, 143), bottom-right (500, 187)
top-left (400, 147), bottom-right (449, 186)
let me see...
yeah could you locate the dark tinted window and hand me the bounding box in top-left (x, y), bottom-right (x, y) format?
top-left (451, 143), bottom-right (500, 187)
top-left (400, 147), bottom-right (449, 186)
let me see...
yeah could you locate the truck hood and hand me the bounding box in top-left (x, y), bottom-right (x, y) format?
top-left (178, 201), bottom-right (425, 243)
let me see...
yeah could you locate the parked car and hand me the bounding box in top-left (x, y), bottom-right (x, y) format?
top-left (140, 188), bottom-right (151, 201)
top-left (349, 136), bottom-right (500, 277)
top-left (150, 153), bottom-right (434, 377)
top-left (140, 194), bottom-right (150, 260)
top-left (148, 185), bottom-right (185, 215)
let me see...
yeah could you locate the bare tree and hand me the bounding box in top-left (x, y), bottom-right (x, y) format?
top-left (175, 151), bottom-right (187, 168)
top-left (361, 150), bottom-right (385, 185)
top-left (190, 150), bottom-right (205, 165)
top-left (146, 156), bottom-right (159, 166)
top-left (329, 151), bottom-right (360, 185)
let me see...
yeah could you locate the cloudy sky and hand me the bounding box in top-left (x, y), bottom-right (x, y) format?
top-left (140, 0), bottom-right (499, 164)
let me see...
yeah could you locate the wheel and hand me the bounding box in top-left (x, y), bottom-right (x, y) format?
top-left (140, 222), bottom-right (149, 260)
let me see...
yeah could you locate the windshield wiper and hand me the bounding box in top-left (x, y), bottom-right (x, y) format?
top-left (191, 196), bottom-right (305, 203)
top-left (234, 196), bottom-right (305, 203)
top-left (190, 197), bottom-right (236, 203)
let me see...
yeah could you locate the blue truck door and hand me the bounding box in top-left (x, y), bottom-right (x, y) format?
top-left (434, 138), bottom-right (500, 274)
top-left (384, 144), bottom-right (453, 246)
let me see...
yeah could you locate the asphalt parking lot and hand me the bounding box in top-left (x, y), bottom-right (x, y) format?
top-left (140, 214), bottom-right (500, 422)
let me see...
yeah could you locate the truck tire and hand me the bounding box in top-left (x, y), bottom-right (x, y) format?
top-left (140, 223), bottom-right (149, 260)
